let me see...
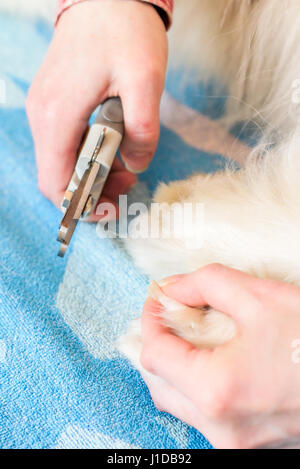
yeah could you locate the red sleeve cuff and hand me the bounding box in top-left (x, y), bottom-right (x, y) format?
top-left (56, 0), bottom-right (173, 29)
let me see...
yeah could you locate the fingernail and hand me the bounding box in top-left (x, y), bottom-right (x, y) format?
top-left (127, 152), bottom-right (152, 160)
top-left (158, 274), bottom-right (185, 287)
top-left (125, 162), bottom-right (149, 174)
top-left (124, 152), bottom-right (152, 174)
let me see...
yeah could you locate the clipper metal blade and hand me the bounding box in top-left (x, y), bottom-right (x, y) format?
top-left (57, 97), bottom-right (124, 257)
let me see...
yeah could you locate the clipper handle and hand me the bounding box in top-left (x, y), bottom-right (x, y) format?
top-left (61, 97), bottom-right (124, 218)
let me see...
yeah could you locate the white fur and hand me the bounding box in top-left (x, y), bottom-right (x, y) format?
top-left (169, 0), bottom-right (300, 137)
top-left (120, 1), bottom-right (300, 370)
top-left (121, 134), bottom-right (300, 365)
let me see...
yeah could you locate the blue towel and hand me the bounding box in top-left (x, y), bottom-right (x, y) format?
top-left (0, 14), bottom-right (239, 449)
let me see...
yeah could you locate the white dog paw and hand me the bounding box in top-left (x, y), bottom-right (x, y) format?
top-left (148, 281), bottom-right (236, 349)
top-left (117, 318), bottom-right (143, 371)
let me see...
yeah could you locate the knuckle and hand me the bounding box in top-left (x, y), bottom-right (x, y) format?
top-left (25, 94), bottom-right (33, 115)
top-left (200, 375), bottom-right (236, 420)
top-left (37, 177), bottom-right (52, 200)
top-left (249, 297), bottom-right (265, 322)
top-left (202, 394), bottom-right (228, 420)
top-left (140, 348), bottom-right (155, 375)
top-left (26, 87), bottom-right (38, 117)
top-left (132, 119), bottom-right (159, 144)
top-left (201, 263), bottom-right (224, 278)
top-left (216, 432), bottom-right (248, 450)
top-left (42, 100), bottom-right (61, 125)
top-left (136, 65), bottom-right (164, 86)
top-left (26, 85), bottom-right (59, 124)
top-left (153, 399), bottom-right (165, 412)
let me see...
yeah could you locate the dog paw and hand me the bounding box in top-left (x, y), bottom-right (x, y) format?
top-left (117, 318), bottom-right (143, 371)
top-left (148, 281), bottom-right (236, 348)
top-left (118, 281), bottom-right (236, 376)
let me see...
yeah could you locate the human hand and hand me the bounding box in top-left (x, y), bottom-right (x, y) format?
top-left (26, 0), bottom-right (168, 218)
top-left (140, 264), bottom-right (300, 449)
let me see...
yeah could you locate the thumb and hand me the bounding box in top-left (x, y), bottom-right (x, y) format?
top-left (119, 77), bottom-right (162, 173)
top-left (159, 264), bottom-right (261, 324)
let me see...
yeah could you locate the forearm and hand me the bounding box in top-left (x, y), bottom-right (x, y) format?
top-left (56, 0), bottom-right (173, 28)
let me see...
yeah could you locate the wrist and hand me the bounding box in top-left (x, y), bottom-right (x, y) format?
top-left (56, 0), bottom-right (173, 29)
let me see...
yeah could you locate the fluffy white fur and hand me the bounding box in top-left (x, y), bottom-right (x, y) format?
top-left (120, 0), bottom-right (300, 370)
top-left (169, 0), bottom-right (300, 136)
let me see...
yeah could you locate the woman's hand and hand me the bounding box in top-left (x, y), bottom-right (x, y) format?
top-left (26, 0), bottom-right (168, 216)
top-left (141, 264), bottom-right (300, 449)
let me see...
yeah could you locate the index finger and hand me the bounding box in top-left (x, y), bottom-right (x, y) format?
top-left (27, 95), bottom-right (91, 208)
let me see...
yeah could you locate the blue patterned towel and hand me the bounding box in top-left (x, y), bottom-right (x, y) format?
top-left (0, 14), bottom-right (247, 449)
